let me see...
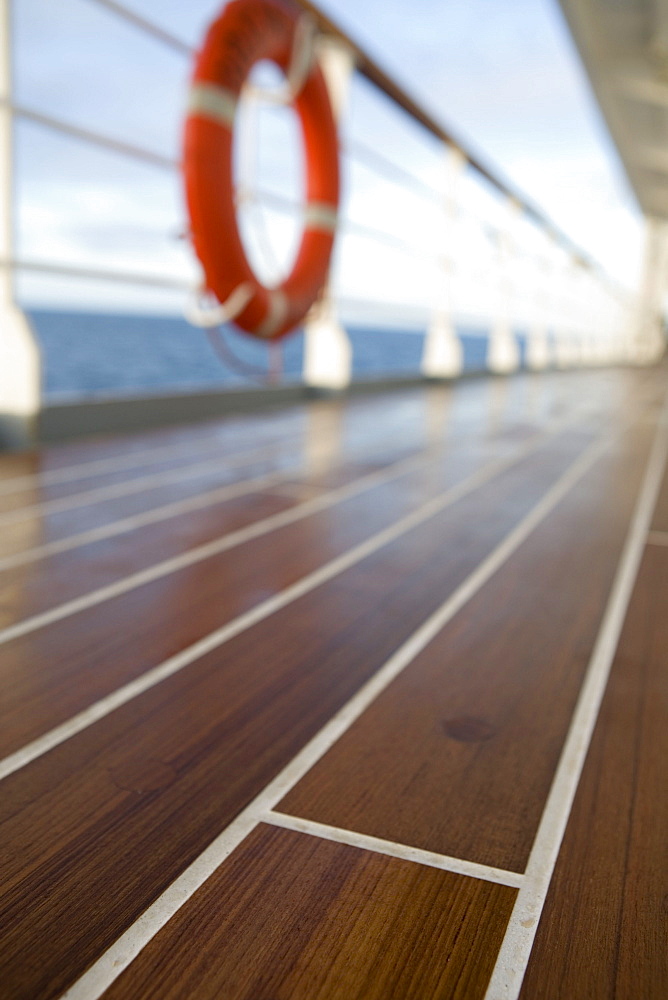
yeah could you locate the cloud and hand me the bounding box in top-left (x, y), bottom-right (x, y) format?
top-left (13, 0), bottom-right (642, 322)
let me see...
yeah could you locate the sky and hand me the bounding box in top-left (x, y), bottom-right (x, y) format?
top-left (12, 0), bottom-right (644, 322)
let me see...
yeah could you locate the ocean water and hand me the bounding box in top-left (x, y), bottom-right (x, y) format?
top-left (27, 309), bottom-right (526, 401)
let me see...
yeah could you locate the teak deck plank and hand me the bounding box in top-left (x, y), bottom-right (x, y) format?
top-left (0, 367), bottom-right (599, 487)
top-left (0, 490), bottom-right (294, 617)
top-left (101, 825), bottom-right (517, 1000)
top-left (0, 389), bottom-right (440, 543)
top-left (0, 380), bottom-right (528, 564)
top-left (0, 399), bottom-right (570, 625)
top-left (0, 368), bottom-right (666, 1000)
top-left (0, 430), bottom-right (593, 1000)
top-left (278, 420), bottom-right (655, 871)
top-left (0, 452), bottom-right (297, 560)
top-left (519, 543), bottom-right (668, 1000)
top-left (0, 408), bottom-right (305, 502)
top-left (0, 383), bottom-right (542, 615)
top-left (0, 454), bottom-right (405, 623)
top-left (0, 371), bottom-right (579, 561)
top-left (0, 425), bottom-right (587, 759)
top-left (0, 445), bottom-right (288, 516)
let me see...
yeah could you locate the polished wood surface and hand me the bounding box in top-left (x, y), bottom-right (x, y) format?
top-left (519, 542), bottom-right (668, 999)
top-left (0, 368), bottom-right (666, 1000)
top-left (102, 825), bottom-right (517, 1000)
top-left (0, 423), bottom-right (591, 758)
top-left (0, 458), bottom-right (393, 622)
top-left (279, 421), bottom-right (655, 871)
top-left (0, 431), bottom-right (592, 999)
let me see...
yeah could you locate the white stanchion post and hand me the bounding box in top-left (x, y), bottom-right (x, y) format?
top-left (302, 36), bottom-right (353, 392)
top-left (0, 0), bottom-right (40, 449)
top-left (487, 196), bottom-right (520, 373)
top-left (633, 216), bottom-right (668, 365)
top-left (421, 144), bottom-right (465, 379)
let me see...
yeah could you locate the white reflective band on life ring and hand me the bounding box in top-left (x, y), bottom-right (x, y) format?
top-left (255, 289), bottom-right (289, 339)
top-left (184, 0), bottom-right (340, 341)
top-left (304, 202), bottom-right (338, 232)
top-left (187, 83), bottom-right (238, 129)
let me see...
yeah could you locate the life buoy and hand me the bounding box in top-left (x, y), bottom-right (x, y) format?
top-left (183, 0), bottom-right (340, 341)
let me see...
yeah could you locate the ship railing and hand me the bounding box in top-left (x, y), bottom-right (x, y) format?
top-left (0, 0), bottom-right (659, 448)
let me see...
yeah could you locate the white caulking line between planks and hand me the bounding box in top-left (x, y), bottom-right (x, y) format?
top-left (483, 393), bottom-right (668, 1000)
top-left (0, 409), bottom-right (587, 640)
top-left (0, 440), bottom-right (300, 526)
top-left (0, 370), bottom-right (597, 506)
top-left (0, 467), bottom-right (290, 571)
top-left (59, 435), bottom-right (606, 1000)
top-left (0, 411), bottom-right (577, 644)
top-left (263, 811), bottom-right (525, 888)
top-left (0, 426), bottom-right (301, 497)
top-left (0, 448), bottom-right (436, 646)
top-left (0, 406), bottom-right (578, 571)
top-left (0, 425), bottom-right (582, 780)
top-left (0, 379), bottom-right (445, 499)
top-left (0, 439), bottom-right (427, 572)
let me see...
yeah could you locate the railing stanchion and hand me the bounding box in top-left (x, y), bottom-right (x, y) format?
top-left (632, 216), bottom-right (668, 365)
top-left (0, 0), bottom-right (40, 449)
top-left (487, 196), bottom-right (520, 374)
top-left (303, 36), bottom-right (354, 392)
top-left (421, 144), bottom-right (465, 379)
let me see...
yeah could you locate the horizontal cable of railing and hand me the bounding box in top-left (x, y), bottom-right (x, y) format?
top-left (5, 99), bottom-right (178, 170)
top-left (81, 0), bottom-right (613, 288)
top-left (9, 109), bottom-right (590, 284)
top-left (4, 258), bottom-right (193, 290)
top-left (7, 5), bottom-right (634, 324)
top-left (9, 95), bottom-right (505, 251)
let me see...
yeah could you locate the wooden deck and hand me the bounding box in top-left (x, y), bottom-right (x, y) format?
top-left (0, 366), bottom-right (666, 1000)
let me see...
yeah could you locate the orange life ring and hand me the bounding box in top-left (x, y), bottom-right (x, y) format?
top-left (183, 0), bottom-right (340, 341)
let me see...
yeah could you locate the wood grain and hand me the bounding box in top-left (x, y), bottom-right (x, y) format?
top-left (0, 385), bottom-right (441, 533)
top-left (0, 431), bottom-right (592, 1000)
top-left (0, 426), bottom-right (586, 758)
top-left (279, 420), bottom-right (655, 872)
top-left (0, 445), bottom-right (278, 516)
top-left (0, 457), bottom-right (398, 620)
top-left (102, 824), bottom-right (517, 1000)
top-left (519, 543), bottom-right (668, 999)
top-left (0, 407), bottom-right (308, 513)
top-left (0, 380), bottom-right (492, 563)
top-left (0, 366), bottom-right (637, 489)
top-left (0, 368), bottom-right (665, 1000)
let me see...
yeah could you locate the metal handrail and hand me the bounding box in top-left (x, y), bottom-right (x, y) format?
top-left (4, 258), bottom-right (193, 290)
top-left (83, 0), bottom-right (612, 285)
top-left (290, 0), bottom-right (608, 281)
top-left (5, 98), bottom-right (540, 271)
